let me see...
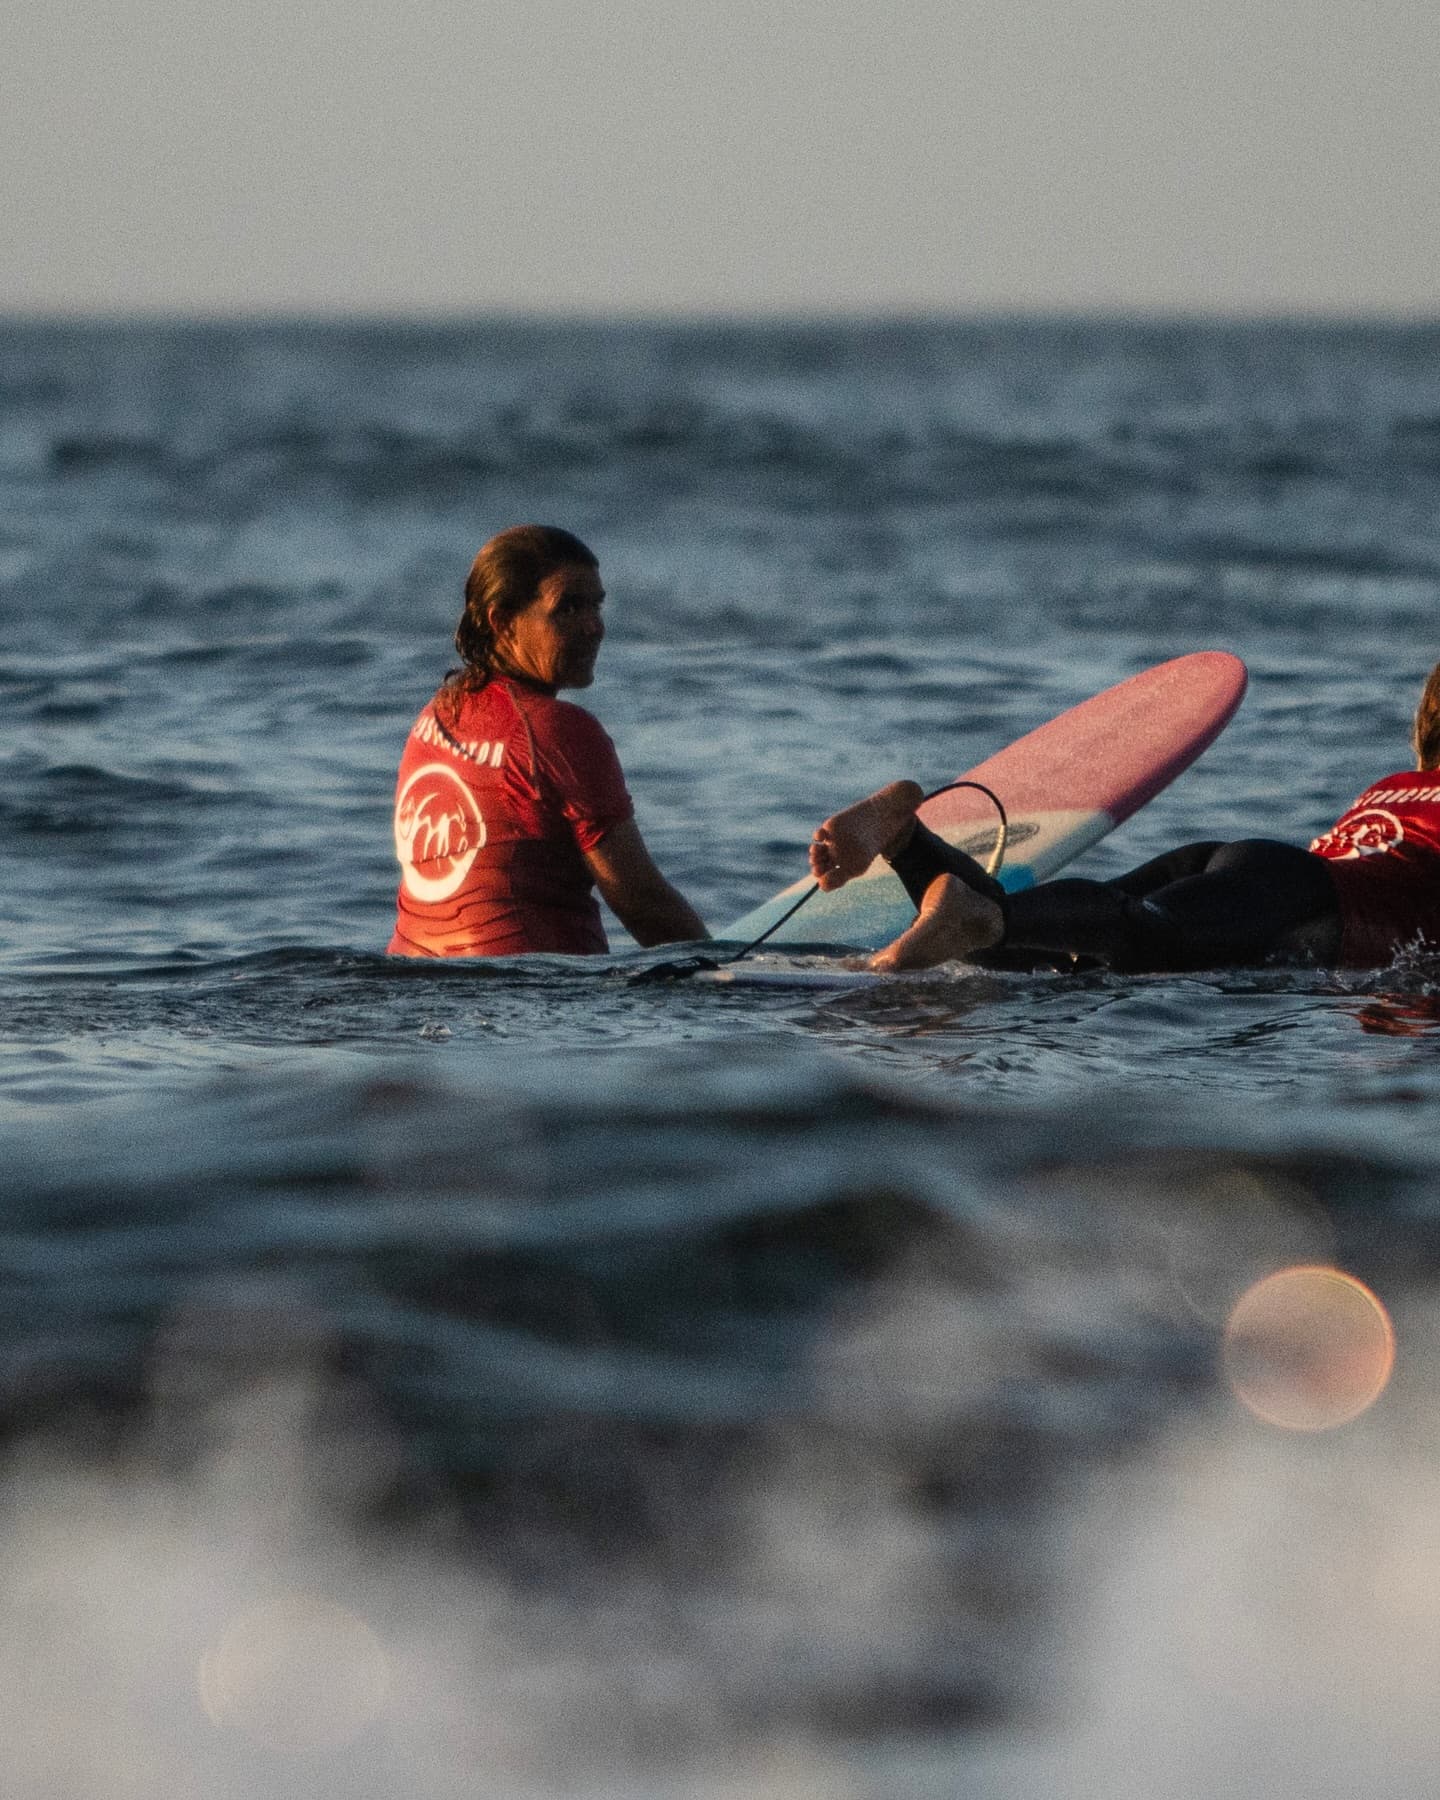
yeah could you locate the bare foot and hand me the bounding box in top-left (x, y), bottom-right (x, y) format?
top-left (809, 780), bottom-right (924, 892)
top-left (870, 874), bottom-right (1004, 971)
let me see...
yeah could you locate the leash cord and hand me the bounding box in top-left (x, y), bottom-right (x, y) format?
top-left (628, 779), bottom-right (1008, 983)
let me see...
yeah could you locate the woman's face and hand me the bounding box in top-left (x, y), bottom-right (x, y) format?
top-left (491, 563), bottom-right (606, 692)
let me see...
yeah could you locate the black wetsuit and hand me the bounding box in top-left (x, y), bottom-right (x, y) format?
top-left (888, 823), bottom-right (1343, 972)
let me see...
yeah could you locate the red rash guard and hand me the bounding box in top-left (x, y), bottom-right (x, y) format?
top-left (388, 678), bottom-right (634, 957)
top-left (1310, 769), bottom-right (1440, 965)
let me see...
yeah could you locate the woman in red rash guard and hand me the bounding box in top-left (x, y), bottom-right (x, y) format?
top-left (389, 525), bottom-right (707, 958)
top-left (808, 662), bottom-right (1440, 974)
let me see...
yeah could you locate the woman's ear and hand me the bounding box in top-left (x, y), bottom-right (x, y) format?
top-left (486, 604), bottom-right (508, 640)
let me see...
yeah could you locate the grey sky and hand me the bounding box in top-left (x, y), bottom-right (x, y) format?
top-left (5, 0), bottom-right (1437, 314)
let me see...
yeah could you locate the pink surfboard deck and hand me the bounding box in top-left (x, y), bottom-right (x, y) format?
top-left (723, 651), bottom-right (1248, 950)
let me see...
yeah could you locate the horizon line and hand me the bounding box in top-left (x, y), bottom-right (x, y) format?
top-left (3, 302), bottom-right (1439, 331)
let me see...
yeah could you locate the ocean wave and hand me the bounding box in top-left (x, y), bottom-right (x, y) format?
top-left (0, 1040), bottom-right (1432, 1764)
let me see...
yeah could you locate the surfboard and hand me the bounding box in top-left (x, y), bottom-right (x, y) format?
top-left (697, 961), bottom-right (895, 990)
top-left (720, 651), bottom-right (1247, 952)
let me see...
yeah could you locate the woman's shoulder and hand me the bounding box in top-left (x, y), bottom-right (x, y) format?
top-left (495, 682), bottom-right (615, 749)
top-left (432, 678), bottom-right (516, 726)
top-left (547, 693), bottom-right (611, 734)
top-left (536, 701), bottom-right (622, 783)
top-left (439, 681), bottom-right (622, 783)
top-left (412, 679), bottom-right (516, 758)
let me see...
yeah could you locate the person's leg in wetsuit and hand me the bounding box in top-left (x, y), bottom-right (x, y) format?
top-left (996, 840), bottom-right (1341, 971)
top-left (885, 821), bottom-right (1068, 972)
top-left (879, 829), bottom-right (1342, 972)
top-left (808, 783), bottom-right (1342, 972)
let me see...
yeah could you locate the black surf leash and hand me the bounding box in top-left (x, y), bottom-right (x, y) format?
top-left (627, 780), bottom-right (1008, 985)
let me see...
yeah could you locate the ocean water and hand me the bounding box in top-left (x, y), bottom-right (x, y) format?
top-left (4, 317), bottom-right (1440, 1797)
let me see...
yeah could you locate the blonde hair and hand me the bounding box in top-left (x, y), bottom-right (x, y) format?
top-left (1414, 662), bottom-right (1440, 771)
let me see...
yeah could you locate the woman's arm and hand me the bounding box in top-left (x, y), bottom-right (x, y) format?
top-left (584, 818), bottom-right (709, 947)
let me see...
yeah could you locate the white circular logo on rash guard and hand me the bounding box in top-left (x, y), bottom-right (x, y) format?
top-left (1312, 807), bottom-right (1405, 861)
top-left (394, 763), bottom-right (486, 902)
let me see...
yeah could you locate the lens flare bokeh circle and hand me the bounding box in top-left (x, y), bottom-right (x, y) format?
top-left (1223, 1265), bottom-right (1395, 1432)
top-left (198, 1594), bottom-right (389, 1753)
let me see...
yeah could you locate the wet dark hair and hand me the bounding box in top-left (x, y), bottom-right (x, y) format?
top-left (440, 524), bottom-right (599, 715)
top-left (1414, 661), bottom-right (1440, 770)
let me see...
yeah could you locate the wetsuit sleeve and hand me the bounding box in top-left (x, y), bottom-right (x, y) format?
top-left (532, 703), bottom-right (635, 855)
top-left (888, 821), bottom-right (1007, 913)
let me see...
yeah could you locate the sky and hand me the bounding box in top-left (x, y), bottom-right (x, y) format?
top-left (4, 0), bottom-right (1438, 316)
